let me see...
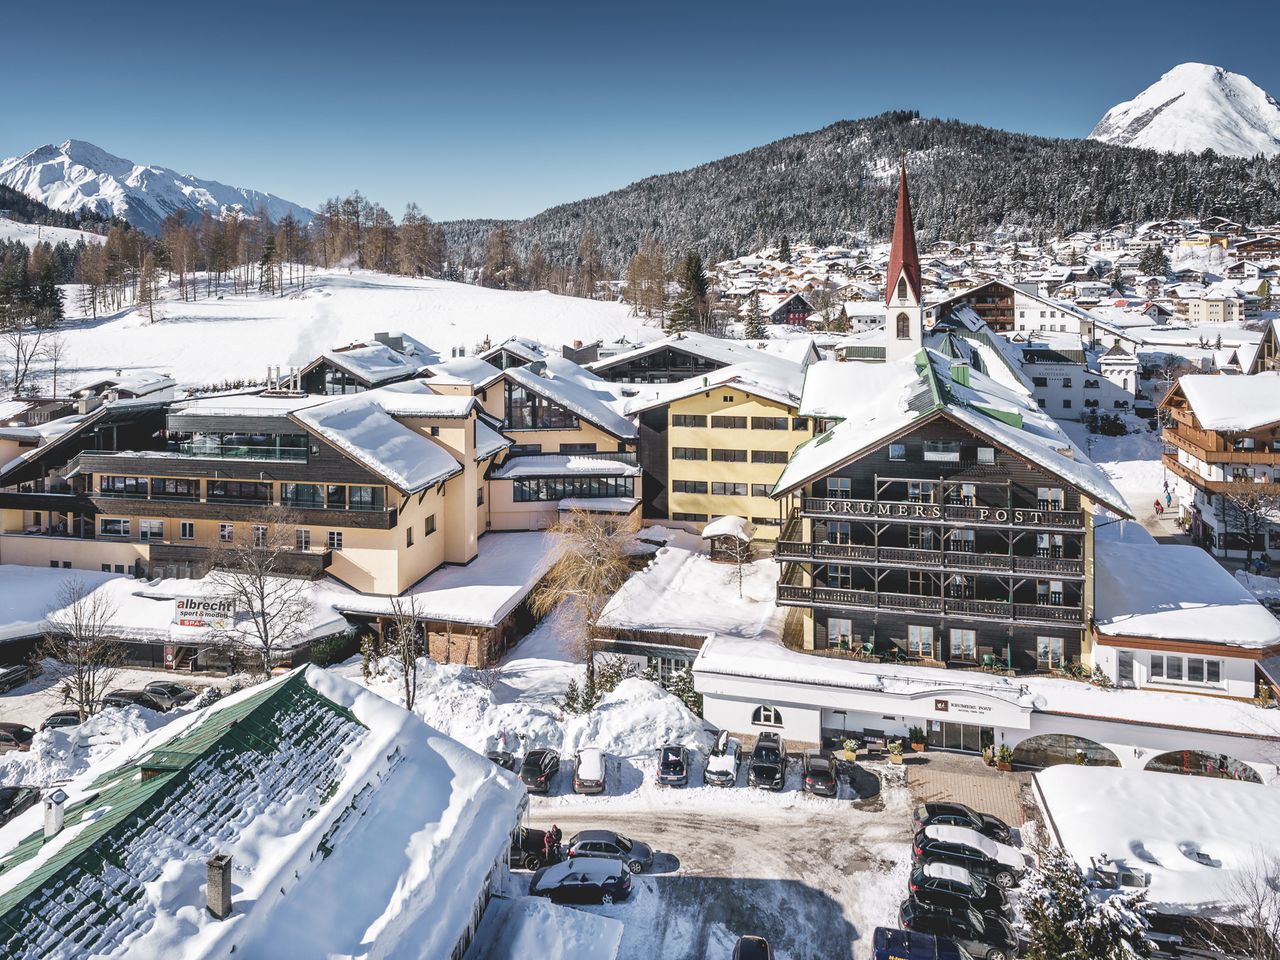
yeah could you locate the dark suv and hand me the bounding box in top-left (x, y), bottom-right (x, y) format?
top-left (519, 748), bottom-right (560, 794)
top-left (871, 926), bottom-right (970, 960)
top-left (510, 826), bottom-right (560, 870)
top-left (802, 749), bottom-right (838, 797)
top-left (102, 689), bottom-right (169, 712)
top-left (899, 898), bottom-right (1018, 960)
top-left (656, 744), bottom-right (690, 787)
top-left (910, 862), bottom-right (1010, 918)
top-left (913, 826), bottom-right (1023, 889)
top-left (748, 732), bottom-right (786, 790)
top-left (0, 786), bottom-right (40, 827)
top-left (914, 802), bottom-right (1012, 844)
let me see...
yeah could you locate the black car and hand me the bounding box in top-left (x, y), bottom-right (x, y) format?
top-left (519, 748), bottom-right (560, 794)
top-left (39, 710), bottom-right (83, 733)
top-left (913, 827), bottom-right (1022, 889)
top-left (566, 829), bottom-right (654, 874)
top-left (914, 802), bottom-right (1013, 845)
top-left (0, 786), bottom-right (40, 827)
top-left (0, 664), bottom-right (30, 693)
top-left (732, 935), bottom-right (774, 960)
top-left (530, 857), bottom-right (632, 905)
top-left (802, 749), bottom-right (838, 797)
top-left (748, 732), bottom-right (787, 791)
top-left (910, 862), bottom-right (1010, 918)
top-left (487, 750), bottom-right (518, 772)
top-left (102, 689), bottom-right (170, 712)
top-left (656, 744), bottom-right (690, 787)
top-left (899, 898), bottom-right (1018, 960)
top-left (510, 825), bottom-right (560, 870)
top-left (872, 927), bottom-right (971, 960)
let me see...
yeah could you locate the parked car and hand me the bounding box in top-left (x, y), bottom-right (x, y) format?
top-left (486, 750), bottom-right (518, 772)
top-left (39, 710), bottom-right (82, 733)
top-left (910, 861), bottom-right (1010, 918)
top-left (0, 786), bottom-right (41, 827)
top-left (914, 802), bottom-right (1013, 845)
top-left (0, 665), bottom-right (30, 694)
top-left (519, 748), bottom-right (560, 794)
top-left (566, 829), bottom-right (654, 874)
top-left (802, 749), bottom-right (838, 797)
top-left (510, 825), bottom-right (561, 871)
top-left (573, 747), bottom-right (606, 795)
top-left (747, 732), bottom-right (787, 790)
top-left (529, 856), bottom-right (632, 905)
top-left (142, 681), bottom-right (198, 710)
top-left (732, 935), bottom-right (774, 959)
top-left (101, 689), bottom-right (170, 712)
top-left (704, 731), bottom-right (742, 787)
top-left (871, 926), bottom-right (970, 960)
top-left (899, 897), bottom-right (1018, 960)
top-left (0, 723), bottom-right (34, 754)
top-left (913, 825), bottom-right (1024, 889)
top-left (656, 744), bottom-right (690, 787)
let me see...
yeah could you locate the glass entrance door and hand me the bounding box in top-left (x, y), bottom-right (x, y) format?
top-left (926, 720), bottom-right (995, 754)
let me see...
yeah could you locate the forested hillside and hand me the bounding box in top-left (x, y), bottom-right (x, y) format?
top-left (439, 111), bottom-right (1280, 269)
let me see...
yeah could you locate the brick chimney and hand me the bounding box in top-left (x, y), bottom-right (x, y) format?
top-left (206, 854), bottom-right (233, 919)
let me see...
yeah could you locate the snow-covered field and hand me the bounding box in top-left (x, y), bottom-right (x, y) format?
top-left (51, 269), bottom-right (660, 388)
top-left (0, 216), bottom-right (104, 249)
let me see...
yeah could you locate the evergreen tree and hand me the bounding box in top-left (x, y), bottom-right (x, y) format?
top-left (743, 290), bottom-right (767, 338)
top-left (677, 251), bottom-right (710, 327)
top-left (778, 235), bottom-right (791, 262)
top-left (829, 303), bottom-right (850, 334)
top-left (1021, 846), bottom-right (1151, 960)
top-left (666, 292), bottom-right (698, 333)
top-left (1138, 245), bottom-right (1170, 278)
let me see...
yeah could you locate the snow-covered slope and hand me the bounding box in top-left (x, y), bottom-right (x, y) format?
top-left (0, 216), bottom-right (104, 248)
top-left (1089, 62), bottom-right (1280, 157)
top-left (0, 139), bottom-right (314, 233)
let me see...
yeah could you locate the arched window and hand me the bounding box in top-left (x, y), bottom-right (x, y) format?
top-left (752, 705), bottom-right (783, 726)
top-left (896, 312), bottom-right (911, 340)
top-left (896, 276), bottom-right (908, 301)
top-left (1145, 750), bottom-right (1262, 783)
top-left (1011, 734), bottom-right (1121, 770)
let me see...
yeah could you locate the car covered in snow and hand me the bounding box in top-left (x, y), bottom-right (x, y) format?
top-left (486, 750), bottom-right (518, 772)
top-left (656, 744), bottom-right (690, 787)
top-left (872, 926), bottom-right (971, 960)
top-left (39, 709), bottom-right (83, 733)
top-left (142, 681), bottom-right (199, 710)
top-left (566, 829), bottom-right (654, 874)
top-left (801, 749), bottom-right (838, 797)
top-left (0, 723), bottom-right (34, 755)
top-left (912, 825), bottom-right (1024, 889)
top-left (913, 802), bottom-right (1013, 845)
top-left (704, 731), bottom-right (742, 787)
top-left (899, 897), bottom-right (1018, 960)
top-left (910, 861), bottom-right (1010, 918)
top-left (747, 732), bottom-right (787, 791)
top-left (573, 747), bottom-right (607, 794)
top-left (529, 856), bottom-right (632, 905)
top-left (520, 748), bottom-right (560, 794)
top-left (731, 935), bottom-right (774, 959)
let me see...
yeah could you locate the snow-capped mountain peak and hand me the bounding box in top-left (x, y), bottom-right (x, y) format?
top-left (0, 139), bottom-right (314, 233)
top-left (1089, 62), bottom-right (1280, 157)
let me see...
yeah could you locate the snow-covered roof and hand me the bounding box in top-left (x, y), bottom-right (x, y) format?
top-left (475, 420), bottom-right (511, 461)
top-left (313, 341), bottom-right (424, 385)
top-left (74, 369), bottom-right (174, 398)
top-left (701, 516), bottom-right (756, 542)
top-left (424, 355), bottom-right (505, 388)
top-left (621, 358), bottom-right (805, 415)
top-left (292, 381), bottom-right (465, 494)
top-left (489, 455), bottom-right (639, 479)
top-left (502, 356), bottom-right (635, 439)
top-left (1095, 522), bottom-right (1280, 650)
top-left (557, 497), bottom-right (639, 514)
top-left (0, 666), bottom-right (525, 959)
top-left (588, 331), bottom-right (797, 376)
top-left (1173, 371), bottom-right (1280, 430)
top-left (171, 392), bottom-right (326, 417)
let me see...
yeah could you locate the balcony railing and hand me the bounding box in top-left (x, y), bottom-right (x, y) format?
top-left (177, 442), bottom-right (308, 462)
top-left (776, 582), bottom-right (1082, 626)
top-left (772, 540), bottom-right (1084, 577)
top-left (800, 497), bottom-right (1082, 529)
top-left (1163, 453), bottom-right (1280, 494)
top-left (1164, 428), bottom-right (1280, 465)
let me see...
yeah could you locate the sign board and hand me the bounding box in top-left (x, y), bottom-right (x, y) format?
top-left (173, 596), bottom-right (236, 630)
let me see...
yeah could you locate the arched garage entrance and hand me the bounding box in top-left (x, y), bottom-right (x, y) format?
top-left (1144, 750), bottom-right (1263, 784)
top-left (1011, 734), bottom-right (1121, 770)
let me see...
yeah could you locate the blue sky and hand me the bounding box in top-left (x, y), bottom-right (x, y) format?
top-left (4, 1), bottom-right (1278, 221)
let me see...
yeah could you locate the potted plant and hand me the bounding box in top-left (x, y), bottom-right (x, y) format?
top-left (887, 741), bottom-right (904, 765)
top-left (909, 726), bottom-right (926, 752)
top-left (842, 737), bottom-right (862, 762)
top-left (981, 745), bottom-right (995, 767)
top-left (995, 744), bottom-right (1014, 772)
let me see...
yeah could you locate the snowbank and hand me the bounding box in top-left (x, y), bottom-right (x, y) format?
top-left (468, 897), bottom-right (622, 960)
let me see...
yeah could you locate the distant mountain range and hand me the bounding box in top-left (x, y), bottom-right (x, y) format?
top-left (1089, 63), bottom-right (1280, 157)
top-left (0, 140), bottom-right (314, 235)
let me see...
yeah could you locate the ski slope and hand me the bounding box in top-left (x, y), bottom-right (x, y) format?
top-left (0, 217), bottom-right (104, 249)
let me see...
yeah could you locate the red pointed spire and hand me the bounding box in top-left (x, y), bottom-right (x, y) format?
top-left (885, 155), bottom-right (922, 306)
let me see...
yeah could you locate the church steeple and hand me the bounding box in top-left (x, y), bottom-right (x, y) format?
top-left (885, 155), bottom-right (925, 363)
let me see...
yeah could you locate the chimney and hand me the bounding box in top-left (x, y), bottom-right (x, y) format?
top-left (43, 788), bottom-right (68, 840)
top-left (207, 853), bottom-right (233, 919)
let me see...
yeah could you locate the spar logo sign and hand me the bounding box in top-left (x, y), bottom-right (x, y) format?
top-left (173, 596), bottom-right (236, 630)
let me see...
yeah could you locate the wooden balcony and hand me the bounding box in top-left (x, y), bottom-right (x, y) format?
top-left (1164, 428), bottom-right (1280, 466)
top-left (1162, 453), bottom-right (1280, 495)
top-left (776, 581), bottom-right (1082, 627)
top-left (773, 539), bottom-right (1084, 578)
top-left (800, 497), bottom-right (1082, 530)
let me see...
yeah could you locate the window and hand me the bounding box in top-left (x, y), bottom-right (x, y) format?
top-left (907, 481), bottom-right (935, 503)
top-left (114, 564), bottom-right (125, 574)
top-left (907, 625), bottom-right (934, 658)
top-left (752, 705), bottom-right (783, 726)
top-left (507, 443), bottom-right (542, 455)
top-left (99, 518), bottom-right (130, 537)
top-left (151, 477), bottom-right (197, 499)
top-left (406, 526), bottom-right (414, 548)
top-left (948, 528), bottom-right (975, 552)
top-left (947, 483), bottom-right (976, 506)
top-left (253, 525), bottom-right (267, 548)
top-left (504, 381), bottom-right (578, 430)
top-left (101, 564), bottom-right (111, 572)
top-left (281, 483), bottom-right (323, 509)
top-left (1036, 533), bottom-right (1064, 558)
top-left (907, 525), bottom-right (936, 549)
top-left (327, 530), bottom-right (343, 550)
top-left (888, 443), bottom-right (907, 461)
top-left (1062, 399), bottom-right (1072, 410)
top-left (326, 485), bottom-right (347, 509)
top-left (827, 566), bottom-right (854, 589)
top-left (179, 521), bottom-right (195, 540)
top-left (513, 476), bottom-right (633, 501)
top-left (139, 520), bottom-right (163, 542)
top-left (751, 483), bottom-right (772, 497)
top-left (207, 480), bottom-right (272, 503)
top-left (711, 416), bottom-right (747, 429)
top-left (896, 312), bottom-right (911, 339)
top-left (827, 521), bottom-right (853, 544)
top-left (672, 447), bottom-right (707, 461)
top-left (1061, 378), bottom-right (1072, 388)
top-left (946, 575), bottom-right (975, 598)
top-left (1150, 654), bottom-right (1222, 685)
top-left (671, 414), bottom-right (705, 428)
top-left (1037, 487), bottom-right (1065, 510)
top-left (348, 486), bottom-right (385, 511)
top-left (1117, 650), bottom-right (1134, 685)
top-left (923, 441), bottom-right (961, 462)
top-left (672, 480), bottom-right (707, 494)
top-left (1037, 580), bottom-right (1065, 605)
top-left (949, 629), bottom-right (976, 661)
top-left (751, 417), bottom-right (788, 430)
top-left (751, 450), bottom-right (788, 464)
top-left (751, 515), bottom-right (781, 526)
top-left (826, 477), bottom-right (852, 498)
top-left (711, 448), bottom-right (747, 462)
top-left (896, 278), bottom-right (908, 301)
top-left (219, 523), bottom-right (234, 543)
top-left (1036, 636), bottom-right (1064, 669)
top-left (722, 395), bottom-right (734, 403)
top-left (297, 528), bottom-right (311, 551)
top-left (711, 482), bottom-right (747, 496)
top-left (98, 475), bottom-right (148, 497)
top-left (1032, 376), bottom-right (1048, 388)
top-left (476, 488), bottom-right (485, 506)
top-left (672, 512), bottom-right (708, 522)
top-left (559, 443), bottom-right (597, 454)
top-left (791, 418), bottom-right (809, 431)
top-left (828, 618), bottom-right (854, 646)
top-left (425, 514), bottom-right (437, 535)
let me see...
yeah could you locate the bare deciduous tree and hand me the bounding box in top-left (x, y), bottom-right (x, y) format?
top-left (1, 326), bottom-right (49, 396)
top-left (1218, 482), bottom-right (1280, 565)
top-left (530, 509), bottom-right (632, 698)
top-left (37, 578), bottom-right (123, 720)
top-left (386, 595), bottom-right (422, 710)
top-left (1198, 853), bottom-right (1280, 960)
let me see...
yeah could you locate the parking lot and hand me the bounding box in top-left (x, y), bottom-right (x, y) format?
top-left (522, 761), bottom-right (916, 960)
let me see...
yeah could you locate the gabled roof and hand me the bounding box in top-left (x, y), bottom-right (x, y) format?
top-left (503, 356), bottom-right (636, 439)
top-left (423, 355), bottom-right (505, 389)
top-left (621, 358), bottom-right (805, 415)
top-left (303, 341), bottom-right (426, 387)
top-left (480, 337), bottom-right (550, 365)
top-left (1164, 372), bottom-right (1280, 431)
top-left (587, 331), bottom-right (796, 376)
top-left (884, 158), bottom-right (922, 305)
